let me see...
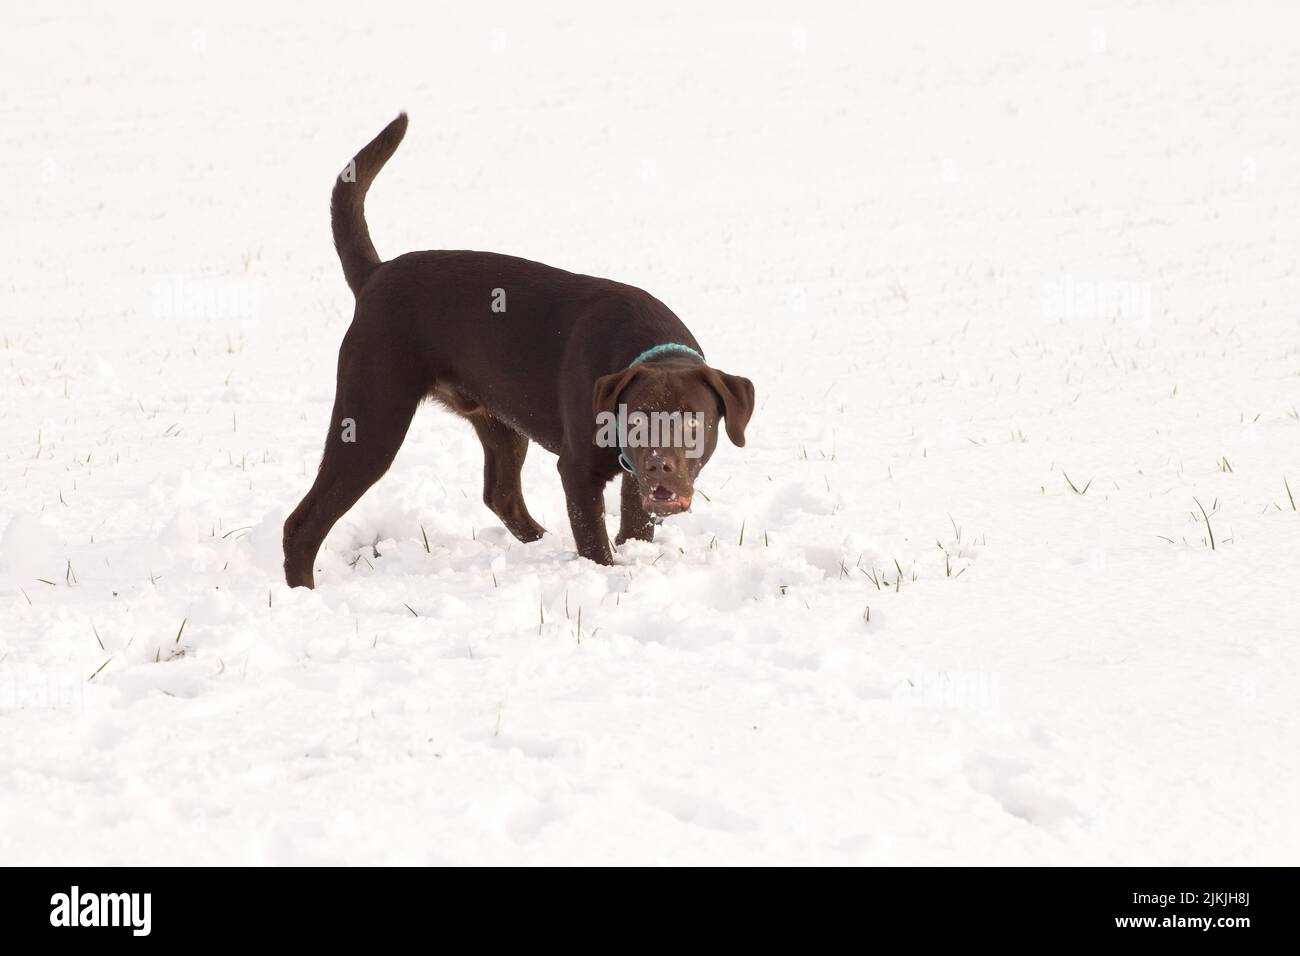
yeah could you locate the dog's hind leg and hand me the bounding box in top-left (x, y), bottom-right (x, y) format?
top-left (469, 414), bottom-right (546, 543)
top-left (283, 342), bottom-right (422, 588)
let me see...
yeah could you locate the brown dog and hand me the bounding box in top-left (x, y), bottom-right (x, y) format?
top-left (283, 114), bottom-right (756, 587)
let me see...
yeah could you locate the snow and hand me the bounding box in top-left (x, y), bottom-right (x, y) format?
top-left (2, 0), bottom-right (1298, 864)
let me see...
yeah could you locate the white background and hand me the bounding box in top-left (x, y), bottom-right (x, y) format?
top-left (1, 0), bottom-right (1297, 863)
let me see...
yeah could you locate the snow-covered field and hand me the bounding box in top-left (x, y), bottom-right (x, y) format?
top-left (2, 0), bottom-right (1298, 865)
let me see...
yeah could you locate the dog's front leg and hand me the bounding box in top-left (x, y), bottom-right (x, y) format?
top-left (616, 472), bottom-right (655, 545)
top-left (559, 459), bottom-right (615, 564)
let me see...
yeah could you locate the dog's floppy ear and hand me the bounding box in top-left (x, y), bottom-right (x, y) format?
top-left (592, 366), bottom-right (645, 417)
top-left (698, 367), bottom-right (756, 447)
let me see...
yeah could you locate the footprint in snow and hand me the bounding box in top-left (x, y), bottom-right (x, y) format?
top-left (641, 786), bottom-right (758, 833)
top-left (963, 752), bottom-right (1088, 830)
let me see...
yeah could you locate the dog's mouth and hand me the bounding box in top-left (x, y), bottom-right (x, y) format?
top-left (644, 484), bottom-right (693, 516)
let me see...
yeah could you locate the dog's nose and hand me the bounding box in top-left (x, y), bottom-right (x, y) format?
top-left (644, 456), bottom-right (674, 476)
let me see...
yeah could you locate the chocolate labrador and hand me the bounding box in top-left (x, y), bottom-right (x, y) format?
top-left (283, 114), bottom-right (755, 588)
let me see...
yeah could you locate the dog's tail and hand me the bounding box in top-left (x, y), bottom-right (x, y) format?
top-left (330, 112), bottom-right (409, 297)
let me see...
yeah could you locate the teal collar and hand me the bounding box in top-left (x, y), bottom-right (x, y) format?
top-left (618, 343), bottom-right (704, 475)
top-left (629, 343), bottom-right (703, 367)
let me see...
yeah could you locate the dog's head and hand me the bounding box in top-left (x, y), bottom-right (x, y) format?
top-left (593, 363), bottom-right (755, 516)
